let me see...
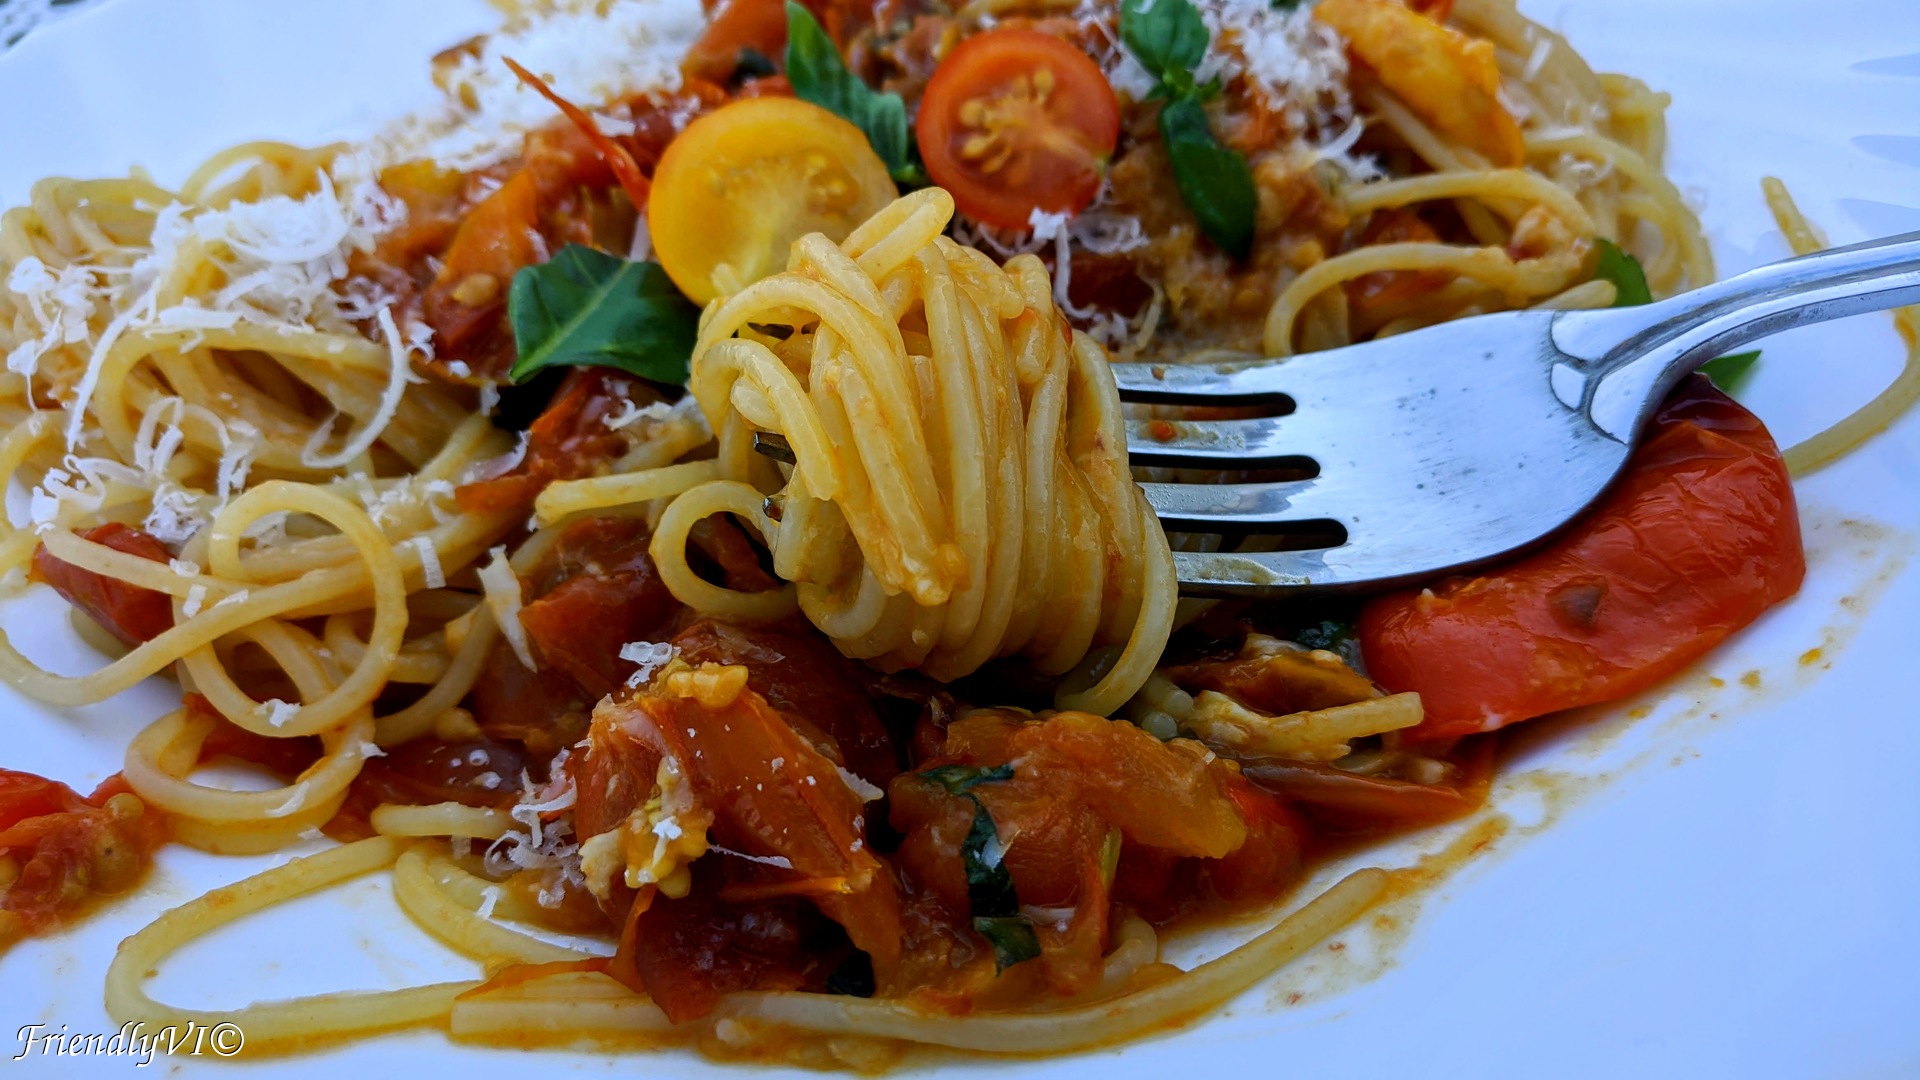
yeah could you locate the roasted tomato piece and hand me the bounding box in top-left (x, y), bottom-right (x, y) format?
top-left (670, 620), bottom-right (900, 785)
top-left (32, 523), bottom-right (174, 647)
top-left (1315, 0), bottom-right (1523, 167)
top-left (0, 769), bottom-right (167, 944)
top-left (1359, 377), bottom-right (1804, 741)
top-left (890, 711), bottom-right (1274, 997)
top-left (1239, 736), bottom-right (1494, 837)
top-left (325, 736), bottom-right (529, 842)
top-left (625, 858), bottom-right (852, 1022)
top-left (516, 517), bottom-right (679, 699)
top-left (583, 668), bottom-right (903, 1019)
top-left (455, 368), bottom-right (658, 514)
top-left (1165, 635), bottom-right (1379, 716)
top-left (914, 29), bottom-right (1120, 230)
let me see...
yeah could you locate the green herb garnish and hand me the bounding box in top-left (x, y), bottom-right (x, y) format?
top-left (971, 915), bottom-right (1043, 970)
top-left (1592, 238), bottom-right (1653, 308)
top-left (1589, 240), bottom-right (1762, 396)
top-left (919, 762), bottom-right (1015, 796)
top-left (916, 762), bottom-right (1038, 972)
top-left (506, 245), bottom-right (700, 385)
top-left (1295, 618), bottom-right (1362, 667)
top-left (1119, 0), bottom-right (1257, 259)
top-left (1697, 350), bottom-right (1761, 395)
top-left (784, 2), bottom-right (925, 185)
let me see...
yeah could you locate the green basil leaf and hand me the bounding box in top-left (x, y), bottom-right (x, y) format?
top-left (734, 46), bottom-right (779, 81)
top-left (1160, 96), bottom-right (1257, 260)
top-left (971, 915), bottom-right (1042, 972)
top-left (960, 798), bottom-right (1019, 918)
top-left (1698, 350), bottom-right (1762, 396)
top-left (506, 245), bottom-right (699, 385)
top-left (1592, 238), bottom-right (1653, 307)
top-left (918, 762), bottom-right (1015, 796)
top-left (1295, 618), bottom-right (1362, 667)
top-left (1120, 0), bottom-right (1211, 83)
top-left (784, 2), bottom-right (925, 185)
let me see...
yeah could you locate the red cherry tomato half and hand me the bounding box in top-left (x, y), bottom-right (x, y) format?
top-left (1358, 377), bottom-right (1805, 742)
top-left (915, 29), bottom-right (1121, 231)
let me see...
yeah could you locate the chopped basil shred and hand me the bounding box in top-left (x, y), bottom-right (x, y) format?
top-left (733, 46), bottom-right (779, 81)
top-left (972, 915), bottom-right (1043, 970)
top-left (784, 2), bottom-right (925, 185)
top-left (919, 762), bottom-right (1015, 795)
top-left (1119, 0), bottom-right (1257, 258)
top-left (1697, 350), bottom-right (1762, 395)
top-left (1295, 618), bottom-right (1362, 667)
top-left (916, 762), bottom-right (1039, 972)
top-left (506, 245), bottom-right (700, 385)
top-left (1590, 239), bottom-right (1763, 396)
top-left (1592, 238), bottom-right (1653, 307)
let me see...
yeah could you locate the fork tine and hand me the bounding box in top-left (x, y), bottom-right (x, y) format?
top-left (1123, 417), bottom-right (1318, 467)
top-left (1109, 359), bottom-right (1300, 405)
top-left (1139, 479), bottom-right (1349, 529)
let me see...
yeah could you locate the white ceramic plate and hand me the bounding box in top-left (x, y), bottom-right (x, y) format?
top-left (2, 1), bottom-right (1917, 1076)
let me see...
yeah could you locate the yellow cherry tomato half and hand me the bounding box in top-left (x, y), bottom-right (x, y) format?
top-left (648, 96), bottom-right (898, 305)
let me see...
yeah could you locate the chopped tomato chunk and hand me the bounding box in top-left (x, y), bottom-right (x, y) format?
top-left (32, 522), bottom-right (174, 647)
top-left (890, 711), bottom-right (1284, 998)
top-left (0, 769), bottom-right (167, 945)
top-left (455, 368), bottom-right (656, 514)
top-left (516, 517), bottom-right (679, 699)
top-left (583, 673), bottom-right (903, 1019)
top-left (1359, 378), bottom-right (1805, 741)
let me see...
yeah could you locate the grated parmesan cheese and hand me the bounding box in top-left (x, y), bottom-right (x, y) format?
top-left (406, 534), bottom-right (446, 589)
top-left (372, 0), bottom-right (709, 173)
top-left (265, 780), bottom-right (311, 818)
top-left (834, 764), bottom-right (884, 804)
top-left (300, 307), bottom-right (422, 469)
top-left (478, 544), bottom-right (538, 671)
top-left (619, 640), bottom-right (677, 687)
top-left (256, 698), bottom-right (302, 728)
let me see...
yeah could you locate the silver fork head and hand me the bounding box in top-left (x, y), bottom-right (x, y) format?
top-left (1113, 311), bottom-right (1631, 597)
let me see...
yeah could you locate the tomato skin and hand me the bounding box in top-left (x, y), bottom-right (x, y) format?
top-left (915, 29), bottom-right (1120, 231)
top-left (32, 522), bottom-right (174, 647)
top-left (1358, 377), bottom-right (1804, 741)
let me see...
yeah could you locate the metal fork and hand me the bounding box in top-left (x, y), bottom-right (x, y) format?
top-left (1113, 231), bottom-right (1920, 597)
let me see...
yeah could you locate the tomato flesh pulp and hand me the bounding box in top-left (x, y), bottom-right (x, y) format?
top-left (916, 29), bottom-right (1120, 231)
top-left (0, 770), bottom-right (166, 945)
top-left (1359, 377), bottom-right (1805, 741)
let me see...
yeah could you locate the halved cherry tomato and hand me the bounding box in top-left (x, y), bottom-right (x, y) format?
top-left (914, 29), bottom-right (1120, 231)
top-left (648, 97), bottom-right (897, 304)
top-left (1358, 378), bottom-right (1804, 742)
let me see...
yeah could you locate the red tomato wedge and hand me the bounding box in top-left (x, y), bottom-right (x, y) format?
top-left (915, 29), bottom-right (1120, 231)
top-left (1358, 376), bottom-right (1804, 742)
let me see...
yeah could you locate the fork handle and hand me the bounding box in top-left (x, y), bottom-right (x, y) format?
top-left (1549, 230), bottom-right (1920, 442)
